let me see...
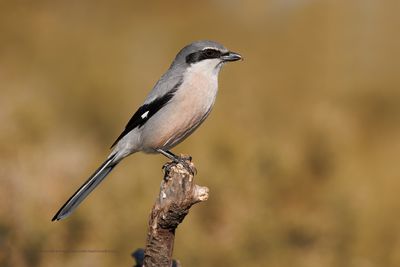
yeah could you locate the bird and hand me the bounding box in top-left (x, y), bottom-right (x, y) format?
top-left (52, 40), bottom-right (242, 221)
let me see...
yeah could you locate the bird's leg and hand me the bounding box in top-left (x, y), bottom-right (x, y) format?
top-left (158, 149), bottom-right (178, 161)
top-left (157, 149), bottom-right (195, 176)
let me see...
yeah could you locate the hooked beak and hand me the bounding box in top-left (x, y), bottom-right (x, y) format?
top-left (221, 51), bottom-right (242, 62)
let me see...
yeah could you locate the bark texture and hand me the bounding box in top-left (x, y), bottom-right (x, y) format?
top-left (133, 158), bottom-right (209, 267)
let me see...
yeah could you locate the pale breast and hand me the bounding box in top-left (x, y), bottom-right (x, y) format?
top-left (139, 60), bottom-right (221, 152)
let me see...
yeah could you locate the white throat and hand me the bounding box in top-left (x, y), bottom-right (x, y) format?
top-left (187, 58), bottom-right (223, 78)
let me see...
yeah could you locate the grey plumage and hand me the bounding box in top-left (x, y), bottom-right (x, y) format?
top-left (52, 40), bottom-right (241, 221)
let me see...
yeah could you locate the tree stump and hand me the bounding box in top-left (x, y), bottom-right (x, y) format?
top-left (133, 158), bottom-right (209, 267)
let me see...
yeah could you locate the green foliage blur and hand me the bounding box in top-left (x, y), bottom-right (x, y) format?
top-left (1, 1), bottom-right (399, 266)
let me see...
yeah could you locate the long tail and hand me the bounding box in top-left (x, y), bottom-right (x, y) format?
top-left (52, 154), bottom-right (118, 221)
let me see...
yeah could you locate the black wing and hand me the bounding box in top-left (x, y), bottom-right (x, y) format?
top-left (110, 83), bottom-right (181, 148)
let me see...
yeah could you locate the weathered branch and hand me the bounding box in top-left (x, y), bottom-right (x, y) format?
top-left (133, 158), bottom-right (209, 267)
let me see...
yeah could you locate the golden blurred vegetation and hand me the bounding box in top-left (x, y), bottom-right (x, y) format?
top-left (1, 1), bottom-right (400, 266)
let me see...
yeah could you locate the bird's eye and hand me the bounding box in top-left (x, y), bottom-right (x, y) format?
top-left (203, 49), bottom-right (220, 58)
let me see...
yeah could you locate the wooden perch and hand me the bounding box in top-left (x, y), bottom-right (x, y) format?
top-left (133, 157), bottom-right (209, 267)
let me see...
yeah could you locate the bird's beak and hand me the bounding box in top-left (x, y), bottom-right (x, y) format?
top-left (221, 51), bottom-right (242, 62)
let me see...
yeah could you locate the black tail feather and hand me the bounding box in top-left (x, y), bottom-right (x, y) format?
top-left (52, 155), bottom-right (117, 221)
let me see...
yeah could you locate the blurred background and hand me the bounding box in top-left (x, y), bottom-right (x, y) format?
top-left (1, 1), bottom-right (399, 266)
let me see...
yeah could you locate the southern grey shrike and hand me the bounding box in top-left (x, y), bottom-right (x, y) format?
top-left (52, 40), bottom-right (242, 221)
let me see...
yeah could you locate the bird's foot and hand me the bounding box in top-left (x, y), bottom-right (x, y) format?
top-left (162, 162), bottom-right (174, 180)
top-left (176, 154), bottom-right (197, 175)
top-left (162, 154), bottom-right (196, 178)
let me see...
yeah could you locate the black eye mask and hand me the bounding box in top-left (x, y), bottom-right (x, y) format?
top-left (185, 49), bottom-right (224, 64)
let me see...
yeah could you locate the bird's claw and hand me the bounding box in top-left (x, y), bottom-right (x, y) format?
top-left (162, 155), bottom-right (196, 177)
top-left (176, 159), bottom-right (195, 176)
top-left (179, 154), bottom-right (192, 162)
top-left (176, 154), bottom-right (196, 175)
top-left (162, 162), bottom-right (173, 181)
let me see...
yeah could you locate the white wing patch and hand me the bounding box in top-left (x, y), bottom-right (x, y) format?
top-left (141, 111), bottom-right (149, 119)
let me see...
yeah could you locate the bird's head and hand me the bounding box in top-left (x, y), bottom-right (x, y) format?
top-left (171, 40), bottom-right (242, 73)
